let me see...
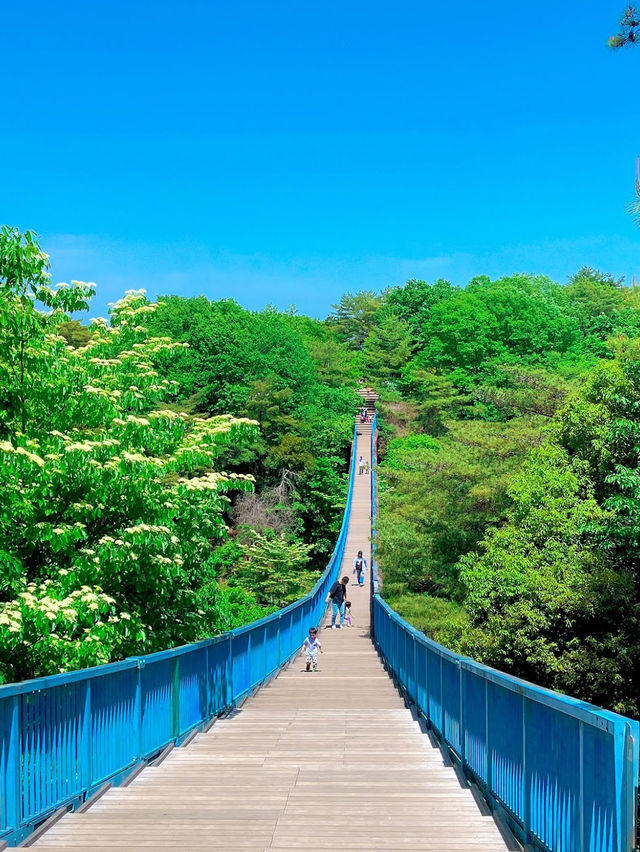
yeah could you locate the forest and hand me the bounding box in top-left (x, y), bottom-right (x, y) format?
top-left (2, 224), bottom-right (640, 721)
top-left (0, 226), bottom-right (358, 683)
top-left (343, 272), bottom-right (640, 717)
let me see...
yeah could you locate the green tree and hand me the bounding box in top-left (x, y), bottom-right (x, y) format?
top-left (0, 229), bottom-right (263, 681)
top-left (58, 320), bottom-right (93, 348)
top-left (327, 290), bottom-right (383, 350)
top-left (385, 278), bottom-right (457, 346)
top-left (363, 314), bottom-right (413, 384)
top-left (228, 529), bottom-right (315, 608)
top-left (608, 5), bottom-right (639, 47)
top-left (564, 267), bottom-right (640, 354)
top-left (147, 294), bottom-right (356, 560)
top-left (476, 364), bottom-right (575, 419)
top-left (400, 361), bottom-right (473, 433)
top-left (452, 445), bottom-right (636, 714)
top-left (377, 418), bottom-right (541, 601)
top-left (0, 226), bottom-right (93, 435)
top-left (421, 275), bottom-right (579, 374)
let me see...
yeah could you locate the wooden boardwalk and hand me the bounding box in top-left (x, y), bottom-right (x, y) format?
top-left (33, 421), bottom-right (509, 851)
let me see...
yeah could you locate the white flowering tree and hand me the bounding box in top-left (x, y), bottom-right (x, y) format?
top-left (0, 228), bottom-right (259, 682)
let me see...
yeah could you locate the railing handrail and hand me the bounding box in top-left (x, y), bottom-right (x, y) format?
top-left (375, 595), bottom-right (627, 733)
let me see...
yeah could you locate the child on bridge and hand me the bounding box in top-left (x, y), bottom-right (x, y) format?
top-left (302, 627), bottom-right (322, 671)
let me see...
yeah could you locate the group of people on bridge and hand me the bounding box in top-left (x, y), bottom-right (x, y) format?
top-left (303, 404), bottom-right (372, 672)
top-left (301, 549), bottom-right (368, 671)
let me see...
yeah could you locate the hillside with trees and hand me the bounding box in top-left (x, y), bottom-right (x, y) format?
top-left (3, 223), bottom-right (640, 718)
top-left (0, 227), bottom-right (357, 683)
top-left (332, 270), bottom-right (640, 716)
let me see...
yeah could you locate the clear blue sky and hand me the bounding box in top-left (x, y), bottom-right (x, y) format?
top-left (2, 1), bottom-right (639, 317)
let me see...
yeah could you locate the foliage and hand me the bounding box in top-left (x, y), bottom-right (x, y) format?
top-left (381, 588), bottom-right (469, 645)
top-left (608, 5), bottom-right (640, 47)
top-left (475, 364), bottom-right (576, 419)
top-left (327, 290), bottom-right (383, 349)
top-left (286, 314), bottom-right (361, 387)
top-left (363, 314), bottom-right (413, 385)
top-left (0, 227), bottom-right (265, 682)
top-left (372, 266), bottom-right (640, 714)
top-left (58, 320), bottom-right (93, 348)
top-left (421, 275), bottom-right (580, 375)
top-left (450, 445), bottom-right (637, 714)
top-left (400, 364), bottom-right (473, 433)
top-left (226, 529), bottom-right (315, 608)
top-left (566, 267), bottom-right (640, 354)
top-left (385, 278), bottom-right (457, 347)
top-left (147, 295), bottom-right (357, 560)
top-left (377, 418), bottom-right (541, 600)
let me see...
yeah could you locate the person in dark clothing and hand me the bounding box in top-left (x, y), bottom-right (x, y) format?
top-left (326, 576), bottom-right (349, 628)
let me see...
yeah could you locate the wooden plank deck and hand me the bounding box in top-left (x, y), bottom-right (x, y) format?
top-left (32, 421), bottom-right (509, 851)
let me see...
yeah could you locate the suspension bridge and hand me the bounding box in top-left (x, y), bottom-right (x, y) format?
top-left (0, 406), bottom-right (638, 851)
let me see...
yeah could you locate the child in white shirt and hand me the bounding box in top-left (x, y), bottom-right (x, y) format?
top-left (302, 627), bottom-right (322, 672)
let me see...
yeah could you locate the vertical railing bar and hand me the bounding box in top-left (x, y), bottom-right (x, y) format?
top-left (439, 655), bottom-right (444, 738)
top-left (578, 719), bottom-right (584, 852)
top-left (523, 695), bottom-right (530, 845)
top-left (134, 659), bottom-right (143, 761)
top-left (459, 663), bottom-right (465, 766)
top-left (171, 656), bottom-right (180, 739)
top-left (228, 634), bottom-right (234, 707)
top-left (424, 644), bottom-right (429, 726)
top-left (7, 696), bottom-right (21, 832)
top-left (485, 680), bottom-right (491, 792)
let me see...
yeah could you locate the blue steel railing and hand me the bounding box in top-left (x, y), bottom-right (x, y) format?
top-left (0, 425), bottom-right (357, 846)
top-left (369, 414), bottom-right (640, 852)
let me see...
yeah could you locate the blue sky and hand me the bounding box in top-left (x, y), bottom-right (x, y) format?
top-left (2, 1), bottom-right (639, 317)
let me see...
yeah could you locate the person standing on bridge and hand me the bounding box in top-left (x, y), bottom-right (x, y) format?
top-left (353, 551), bottom-right (367, 586)
top-left (302, 627), bottom-right (322, 671)
top-left (326, 576), bottom-right (349, 628)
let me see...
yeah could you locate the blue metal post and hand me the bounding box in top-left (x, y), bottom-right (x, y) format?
top-left (171, 657), bottom-right (180, 738)
top-left (579, 720), bottom-right (584, 852)
top-left (228, 635), bottom-right (234, 707)
top-left (81, 681), bottom-right (92, 792)
top-left (622, 723), bottom-right (637, 852)
top-left (277, 615), bottom-right (282, 667)
top-left (459, 664), bottom-right (466, 766)
top-left (7, 696), bottom-right (21, 834)
top-left (485, 680), bottom-right (491, 791)
top-left (205, 644), bottom-right (211, 718)
top-left (522, 695), bottom-right (530, 845)
top-left (134, 658), bottom-right (143, 760)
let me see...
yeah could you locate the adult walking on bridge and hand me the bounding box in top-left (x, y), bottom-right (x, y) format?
top-left (353, 550), bottom-right (367, 586)
top-left (326, 575), bottom-right (349, 628)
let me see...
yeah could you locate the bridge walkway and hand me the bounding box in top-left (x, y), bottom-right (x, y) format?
top-left (32, 420), bottom-right (509, 851)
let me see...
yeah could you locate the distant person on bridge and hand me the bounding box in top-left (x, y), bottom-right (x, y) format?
top-left (353, 551), bottom-right (367, 586)
top-left (326, 576), bottom-right (349, 628)
top-left (358, 455), bottom-right (365, 474)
